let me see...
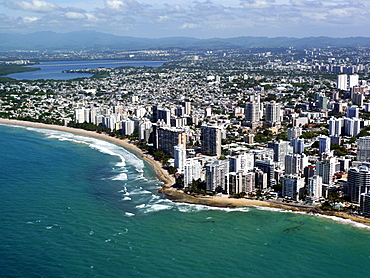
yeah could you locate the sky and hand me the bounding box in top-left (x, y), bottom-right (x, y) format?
top-left (0, 0), bottom-right (369, 38)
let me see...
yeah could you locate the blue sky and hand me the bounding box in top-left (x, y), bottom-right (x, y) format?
top-left (0, 0), bottom-right (369, 38)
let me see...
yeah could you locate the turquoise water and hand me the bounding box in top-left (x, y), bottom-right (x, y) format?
top-left (1, 124), bottom-right (370, 277)
top-left (6, 60), bottom-right (165, 80)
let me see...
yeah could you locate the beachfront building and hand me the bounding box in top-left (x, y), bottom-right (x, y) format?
top-left (174, 144), bottom-right (186, 173)
top-left (157, 127), bottom-right (187, 157)
top-left (183, 158), bottom-right (202, 187)
top-left (206, 159), bottom-right (229, 193)
top-left (307, 175), bottom-right (323, 199)
top-left (201, 125), bottom-right (222, 157)
top-left (121, 119), bottom-right (135, 135)
top-left (316, 157), bottom-right (337, 186)
top-left (357, 136), bottom-right (370, 162)
top-left (360, 192), bottom-right (370, 215)
top-left (346, 166), bottom-right (370, 204)
top-left (228, 171), bottom-right (255, 194)
top-left (229, 152), bottom-right (254, 173)
top-left (281, 174), bottom-right (305, 201)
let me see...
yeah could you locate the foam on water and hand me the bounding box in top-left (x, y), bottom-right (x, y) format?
top-left (8, 125), bottom-right (146, 182)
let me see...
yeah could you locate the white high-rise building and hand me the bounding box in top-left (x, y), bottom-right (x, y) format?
top-left (307, 175), bottom-right (323, 198)
top-left (337, 74), bottom-right (348, 90)
top-left (285, 153), bottom-right (308, 175)
top-left (174, 144), bottom-right (186, 173)
top-left (329, 117), bottom-right (344, 136)
top-left (344, 117), bottom-right (362, 137)
top-left (183, 158), bottom-right (201, 186)
top-left (121, 119), bottom-right (135, 135)
top-left (206, 159), bottom-right (229, 192)
top-left (348, 74), bottom-right (359, 89)
top-left (357, 137), bottom-right (370, 162)
top-left (316, 157), bottom-right (337, 185)
top-left (229, 153), bottom-right (254, 173)
top-left (281, 175), bottom-right (305, 200)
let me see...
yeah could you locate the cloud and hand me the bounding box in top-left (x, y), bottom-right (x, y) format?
top-left (240, 0), bottom-right (275, 9)
top-left (22, 15), bottom-right (39, 22)
top-left (104, 0), bottom-right (145, 12)
top-left (180, 22), bottom-right (200, 29)
top-left (64, 11), bottom-right (87, 19)
top-left (3, 0), bottom-right (60, 13)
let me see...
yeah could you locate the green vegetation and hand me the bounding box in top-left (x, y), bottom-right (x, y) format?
top-left (0, 64), bottom-right (39, 76)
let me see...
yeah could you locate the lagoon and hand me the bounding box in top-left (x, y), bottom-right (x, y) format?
top-left (6, 60), bottom-right (165, 80)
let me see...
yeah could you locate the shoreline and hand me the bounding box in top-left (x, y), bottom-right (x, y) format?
top-left (1, 118), bottom-right (370, 228)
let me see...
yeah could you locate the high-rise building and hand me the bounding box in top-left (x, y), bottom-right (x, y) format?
top-left (183, 158), bottom-right (201, 186)
top-left (291, 138), bottom-right (305, 154)
top-left (138, 120), bottom-right (152, 142)
top-left (319, 136), bottom-right (331, 154)
top-left (281, 175), bottom-right (305, 200)
top-left (206, 159), bottom-right (229, 192)
top-left (318, 95), bottom-right (328, 111)
top-left (255, 159), bottom-right (275, 187)
top-left (121, 119), bottom-right (135, 135)
top-left (270, 140), bottom-right (290, 169)
top-left (307, 175), bottom-right (323, 199)
top-left (228, 171), bottom-right (255, 194)
top-left (181, 101), bottom-right (191, 116)
top-left (174, 144), bottom-right (186, 173)
top-left (316, 157), bottom-right (337, 185)
top-left (337, 74), bottom-right (348, 90)
top-left (229, 153), bottom-right (254, 173)
top-left (329, 117), bottom-right (344, 137)
top-left (245, 101), bottom-right (261, 128)
top-left (157, 127), bottom-right (187, 157)
top-left (285, 153), bottom-right (308, 175)
top-left (348, 74), bottom-right (359, 89)
top-left (357, 136), bottom-right (370, 162)
top-left (346, 106), bottom-right (359, 118)
top-left (265, 101), bottom-right (281, 125)
top-left (347, 166), bottom-right (370, 204)
top-left (344, 117), bottom-right (362, 137)
top-left (201, 125), bottom-right (222, 156)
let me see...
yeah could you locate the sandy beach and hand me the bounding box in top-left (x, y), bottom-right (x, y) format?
top-left (2, 118), bottom-right (370, 228)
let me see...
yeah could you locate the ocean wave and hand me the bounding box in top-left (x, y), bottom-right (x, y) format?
top-left (111, 173), bottom-right (128, 181)
top-left (12, 126), bottom-right (146, 181)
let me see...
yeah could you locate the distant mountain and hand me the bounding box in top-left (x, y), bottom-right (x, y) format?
top-left (0, 31), bottom-right (370, 51)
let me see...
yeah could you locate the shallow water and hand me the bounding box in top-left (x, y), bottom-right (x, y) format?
top-left (1, 124), bottom-right (370, 278)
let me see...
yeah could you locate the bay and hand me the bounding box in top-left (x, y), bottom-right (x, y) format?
top-left (6, 60), bottom-right (165, 80)
top-left (1, 124), bottom-right (370, 278)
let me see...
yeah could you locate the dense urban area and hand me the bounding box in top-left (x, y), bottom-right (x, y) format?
top-left (2, 46), bottom-right (370, 215)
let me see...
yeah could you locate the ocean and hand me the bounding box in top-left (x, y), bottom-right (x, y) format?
top-left (1, 124), bottom-right (370, 278)
top-left (6, 60), bottom-right (165, 80)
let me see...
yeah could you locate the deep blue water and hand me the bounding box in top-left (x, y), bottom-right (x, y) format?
top-left (1, 124), bottom-right (370, 277)
top-left (6, 60), bottom-right (165, 80)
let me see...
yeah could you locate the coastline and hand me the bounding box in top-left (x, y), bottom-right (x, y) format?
top-left (1, 118), bottom-right (370, 229)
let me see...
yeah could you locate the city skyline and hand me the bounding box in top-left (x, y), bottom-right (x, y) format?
top-left (0, 0), bottom-right (369, 38)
